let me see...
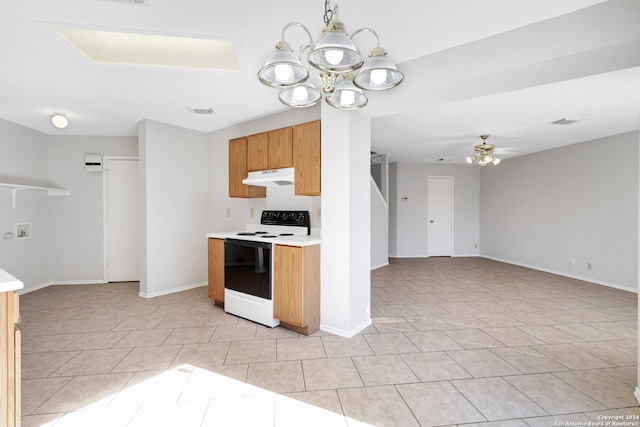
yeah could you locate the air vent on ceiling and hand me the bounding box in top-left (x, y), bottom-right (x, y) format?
top-left (98, 0), bottom-right (150, 5)
top-left (187, 107), bottom-right (216, 115)
top-left (551, 117), bottom-right (583, 125)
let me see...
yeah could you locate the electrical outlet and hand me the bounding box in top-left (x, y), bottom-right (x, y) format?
top-left (474, 243), bottom-right (478, 249)
top-left (587, 262), bottom-right (592, 270)
top-left (569, 259), bottom-right (575, 267)
top-left (226, 208), bottom-right (231, 218)
top-left (250, 208), bottom-right (255, 217)
top-left (316, 207), bottom-right (321, 218)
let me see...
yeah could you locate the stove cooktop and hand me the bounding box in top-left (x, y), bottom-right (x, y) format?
top-left (236, 231), bottom-right (297, 237)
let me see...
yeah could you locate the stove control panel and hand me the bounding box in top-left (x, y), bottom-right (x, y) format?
top-left (260, 210), bottom-right (310, 230)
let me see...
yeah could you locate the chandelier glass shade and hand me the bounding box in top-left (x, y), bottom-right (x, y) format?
top-left (257, 1), bottom-right (404, 110)
top-left (279, 83), bottom-right (322, 108)
top-left (307, 20), bottom-right (364, 73)
top-left (325, 73), bottom-right (367, 110)
top-left (257, 41), bottom-right (309, 87)
top-left (466, 135), bottom-right (502, 167)
top-left (353, 46), bottom-right (404, 91)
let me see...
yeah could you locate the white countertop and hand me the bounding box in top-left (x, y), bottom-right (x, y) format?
top-left (0, 268), bottom-right (24, 292)
top-left (207, 231), bottom-right (321, 247)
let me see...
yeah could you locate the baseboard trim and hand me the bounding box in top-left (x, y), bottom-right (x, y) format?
top-left (18, 280), bottom-right (106, 295)
top-left (389, 254), bottom-right (480, 259)
top-left (482, 255), bottom-right (638, 294)
top-left (139, 281), bottom-right (207, 299)
top-left (18, 282), bottom-right (52, 295)
top-left (320, 318), bottom-right (372, 338)
top-left (49, 280), bottom-right (106, 286)
top-left (388, 254), bottom-right (429, 259)
top-left (371, 261), bottom-right (389, 271)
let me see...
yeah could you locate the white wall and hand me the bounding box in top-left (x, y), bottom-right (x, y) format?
top-left (389, 162), bottom-right (481, 257)
top-left (48, 135), bottom-right (137, 284)
top-left (481, 131), bottom-right (639, 291)
top-left (206, 107), bottom-right (321, 235)
top-left (139, 119), bottom-right (209, 297)
top-left (371, 176), bottom-right (389, 270)
top-left (0, 119), bottom-right (50, 290)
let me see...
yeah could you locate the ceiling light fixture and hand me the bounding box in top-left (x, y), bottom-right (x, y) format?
top-left (51, 112), bottom-right (69, 129)
top-left (466, 135), bottom-right (502, 167)
top-left (257, 0), bottom-right (404, 110)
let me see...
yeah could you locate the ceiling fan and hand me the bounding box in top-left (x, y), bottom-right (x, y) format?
top-left (466, 135), bottom-right (502, 166)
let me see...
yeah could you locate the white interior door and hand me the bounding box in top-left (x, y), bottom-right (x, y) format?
top-left (105, 157), bottom-right (139, 282)
top-left (427, 176), bottom-right (453, 256)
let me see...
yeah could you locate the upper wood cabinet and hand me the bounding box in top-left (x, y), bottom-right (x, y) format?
top-left (247, 133), bottom-right (269, 172)
top-left (293, 120), bottom-right (321, 196)
top-left (268, 127), bottom-right (293, 169)
top-left (247, 127), bottom-right (293, 171)
top-left (230, 121), bottom-right (320, 197)
top-left (229, 137), bottom-right (266, 198)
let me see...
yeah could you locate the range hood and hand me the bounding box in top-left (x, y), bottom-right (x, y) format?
top-left (242, 167), bottom-right (294, 187)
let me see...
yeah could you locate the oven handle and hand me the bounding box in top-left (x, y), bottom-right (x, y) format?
top-left (224, 238), bottom-right (272, 249)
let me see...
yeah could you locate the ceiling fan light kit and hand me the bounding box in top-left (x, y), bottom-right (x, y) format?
top-left (467, 135), bottom-right (502, 167)
top-left (257, 0), bottom-right (404, 110)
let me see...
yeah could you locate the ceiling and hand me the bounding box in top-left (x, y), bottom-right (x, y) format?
top-left (1, 0), bottom-right (639, 163)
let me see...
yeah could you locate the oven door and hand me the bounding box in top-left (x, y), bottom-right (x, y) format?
top-left (223, 238), bottom-right (272, 300)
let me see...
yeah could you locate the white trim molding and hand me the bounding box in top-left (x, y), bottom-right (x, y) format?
top-left (139, 281), bottom-right (207, 299)
top-left (321, 318), bottom-right (372, 338)
top-left (483, 255), bottom-right (638, 294)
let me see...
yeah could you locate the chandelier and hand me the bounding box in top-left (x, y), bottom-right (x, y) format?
top-left (466, 135), bottom-right (502, 167)
top-left (257, 0), bottom-right (404, 110)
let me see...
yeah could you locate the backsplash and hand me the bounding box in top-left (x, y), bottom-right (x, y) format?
top-left (263, 185), bottom-right (321, 229)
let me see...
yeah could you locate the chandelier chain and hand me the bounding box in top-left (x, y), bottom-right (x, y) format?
top-left (323, 0), bottom-right (334, 25)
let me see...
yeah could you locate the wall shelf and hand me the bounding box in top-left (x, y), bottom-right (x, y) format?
top-left (0, 182), bottom-right (70, 209)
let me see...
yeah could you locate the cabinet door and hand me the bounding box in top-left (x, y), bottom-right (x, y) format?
top-left (208, 238), bottom-right (225, 303)
top-left (269, 127), bottom-right (293, 169)
top-left (293, 120), bottom-right (321, 195)
top-left (247, 132), bottom-right (269, 171)
top-left (229, 137), bottom-right (266, 198)
top-left (229, 137), bottom-right (248, 197)
top-left (274, 245), bottom-right (303, 326)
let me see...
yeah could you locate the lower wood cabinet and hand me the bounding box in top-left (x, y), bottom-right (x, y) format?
top-left (274, 244), bottom-right (320, 335)
top-left (1, 290), bottom-right (20, 427)
top-left (207, 238), bottom-right (225, 306)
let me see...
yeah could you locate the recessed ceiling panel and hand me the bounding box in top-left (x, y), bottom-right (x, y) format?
top-left (50, 26), bottom-right (240, 72)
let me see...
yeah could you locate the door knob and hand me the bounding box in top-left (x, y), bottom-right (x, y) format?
top-left (430, 220), bottom-right (434, 223)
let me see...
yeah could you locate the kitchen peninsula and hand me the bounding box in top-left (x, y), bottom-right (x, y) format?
top-left (207, 210), bottom-right (321, 335)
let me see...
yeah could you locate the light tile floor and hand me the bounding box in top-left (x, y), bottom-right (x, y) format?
top-left (20, 257), bottom-right (640, 427)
